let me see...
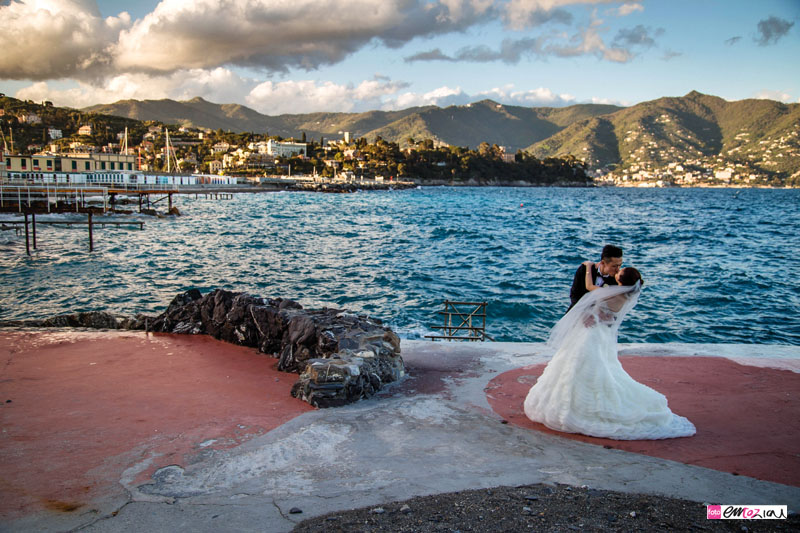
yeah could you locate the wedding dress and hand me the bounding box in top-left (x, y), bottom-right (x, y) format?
top-left (524, 283), bottom-right (696, 440)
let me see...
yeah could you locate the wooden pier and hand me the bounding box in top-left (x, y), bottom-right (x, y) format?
top-left (1, 213), bottom-right (145, 255)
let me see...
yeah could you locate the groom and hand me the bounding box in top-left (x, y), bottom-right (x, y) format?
top-left (568, 244), bottom-right (623, 311)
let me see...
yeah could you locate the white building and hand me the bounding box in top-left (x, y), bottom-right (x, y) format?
top-left (267, 140), bottom-right (307, 158)
top-left (212, 142), bottom-right (231, 154)
top-left (714, 169), bottom-right (733, 182)
top-left (48, 128), bottom-right (63, 140)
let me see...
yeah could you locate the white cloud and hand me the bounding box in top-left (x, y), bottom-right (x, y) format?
top-left (753, 90), bottom-right (796, 103)
top-left (590, 95), bottom-right (631, 106)
top-left (0, 0), bottom-right (131, 80)
top-left (615, 3), bottom-right (643, 16)
top-left (390, 86), bottom-right (484, 110)
top-left (112, 0), bottom-right (493, 75)
top-left (1, 0), bottom-right (495, 81)
top-left (475, 85), bottom-right (576, 106)
top-left (504, 0), bottom-right (617, 30)
top-left (247, 78), bottom-right (411, 115)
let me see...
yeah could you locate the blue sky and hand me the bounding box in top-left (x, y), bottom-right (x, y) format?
top-left (0, 0), bottom-right (798, 114)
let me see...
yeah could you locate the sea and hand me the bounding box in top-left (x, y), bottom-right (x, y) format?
top-left (1, 186), bottom-right (798, 345)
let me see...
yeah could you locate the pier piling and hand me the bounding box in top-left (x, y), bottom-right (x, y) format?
top-left (24, 213), bottom-right (30, 256)
top-left (32, 213), bottom-right (36, 250)
top-left (88, 213), bottom-right (94, 252)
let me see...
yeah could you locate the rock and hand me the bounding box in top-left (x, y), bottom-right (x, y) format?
top-left (370, 507), bottom-right (385, 514)
top-left (289, 507), bottom-right (303, 514)
top-left (400, 505), bottom-right (411, 514)
top-left (41, 311), bottom-right (125, 329)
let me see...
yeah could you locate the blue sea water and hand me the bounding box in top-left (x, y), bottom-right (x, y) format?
top-left (1, 186), bottom-right (798, 345)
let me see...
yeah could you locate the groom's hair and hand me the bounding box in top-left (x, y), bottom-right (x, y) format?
top-left (601, 244), bottom-right (623, 261)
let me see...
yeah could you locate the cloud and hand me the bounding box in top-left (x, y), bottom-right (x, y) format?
top-left (390, 86), bottom-right (472, 109)
top-left (755, 16), bottom-right (794, 46)
top-left (725, 36), bottom-right (742, 46)
top-left (246, 77), bottom-right (411, 114)
top-left (406, 22), bottom-right (649, 65)
top-left (503, 0), bottom-right (618, 30)
top-left (752, 89), bottom-right (797, 103)
top-left (405, 49), bottom-right (456, 62)
top-left (615, 3), bottom-right (643, 17)
top-left (612, 25), bottom-right (663, 49)
top-left (0, 0), bottom-right (131, 81)
top-left (661, 49), bottom-right (682, 61)
top-left (475, 85), bottom-right (576, 106)
top-left (0, 0), bottom-right (495, 81)
top-left (112, 0), bottom-right (494, 75)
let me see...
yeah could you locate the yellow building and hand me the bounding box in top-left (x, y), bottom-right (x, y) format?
top-left (4, 153), bottom-right (137, 174)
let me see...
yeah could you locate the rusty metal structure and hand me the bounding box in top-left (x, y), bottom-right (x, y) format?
top-left (425, 300), bottom-right (494, 341)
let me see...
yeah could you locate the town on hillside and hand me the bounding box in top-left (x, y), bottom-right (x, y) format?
top-left (1, 95), bottom-right (798, 188)
top-left (0, 99), bottom-right (589, 187)
top-left (586, 115), bottom-right (800, 188)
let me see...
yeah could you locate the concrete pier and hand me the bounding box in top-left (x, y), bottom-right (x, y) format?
top-left (1, 332), bottom-right (798, 532)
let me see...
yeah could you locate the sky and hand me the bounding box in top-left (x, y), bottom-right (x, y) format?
top-left (0, 0), bottom-right (798, 115)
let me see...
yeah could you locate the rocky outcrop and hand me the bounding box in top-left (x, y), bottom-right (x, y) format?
top-left (0, 311), bottom-right (130, 329)
top-left (129, 289), bottom-right (404, 407)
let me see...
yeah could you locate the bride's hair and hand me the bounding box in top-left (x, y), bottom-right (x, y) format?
top-left (618, 267), bottom-right (643, 287)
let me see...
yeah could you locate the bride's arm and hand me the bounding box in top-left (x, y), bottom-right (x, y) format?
top-left (582, 261), bottom-right (599, 291)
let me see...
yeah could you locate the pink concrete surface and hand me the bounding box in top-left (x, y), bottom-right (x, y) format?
top-left (0, 330), bottom-right (314, 519)
top-left (486, 356), bottom-right (800, 488)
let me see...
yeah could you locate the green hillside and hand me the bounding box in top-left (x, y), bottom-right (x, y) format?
top-left (365, 99), bottom-right (622, 151)
top-left (528, 91), bottom-right (800, 182)
top-left (84, 96), bottom-right (622, 151)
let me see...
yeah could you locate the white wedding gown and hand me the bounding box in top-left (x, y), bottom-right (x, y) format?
top-left (524, 284), bottom-right (696, 440)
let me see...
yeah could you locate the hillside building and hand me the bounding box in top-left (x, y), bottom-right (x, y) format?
top-left (266, 140), bottom-right (307, 158)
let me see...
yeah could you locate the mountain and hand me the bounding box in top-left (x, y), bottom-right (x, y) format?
top-left (85, 97), bottom-right (622, 151)
top-left (528, 91), bottom-right (800, 177)
top-left (85, 97), bottom-right (435, 141)
top-left (75, 91), bottom-right (800, 181)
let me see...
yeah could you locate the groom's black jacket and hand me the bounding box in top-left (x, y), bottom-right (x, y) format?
top-left (568, 263), bottom-right (617, 311)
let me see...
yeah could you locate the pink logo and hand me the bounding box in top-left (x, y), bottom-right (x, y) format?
top-left (707, 505), bottom-right (722, 519)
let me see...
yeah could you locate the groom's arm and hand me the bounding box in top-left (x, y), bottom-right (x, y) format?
top-left (569, 264), bottom-right (588, 306)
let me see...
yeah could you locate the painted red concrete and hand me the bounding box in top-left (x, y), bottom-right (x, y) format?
top-left (0, 330), bottom-right (314, 519)
top-left (486, 356), bottom-right (800, 488)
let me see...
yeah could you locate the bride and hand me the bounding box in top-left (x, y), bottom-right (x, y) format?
top-left (524, 266), bottom-right (696, 440)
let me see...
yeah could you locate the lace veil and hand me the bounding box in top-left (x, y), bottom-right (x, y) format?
top-left (547, 282), bottom-right (642, 351)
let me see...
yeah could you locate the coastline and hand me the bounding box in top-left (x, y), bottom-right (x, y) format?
top-left (2, 329), bottom-right (798, 531)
